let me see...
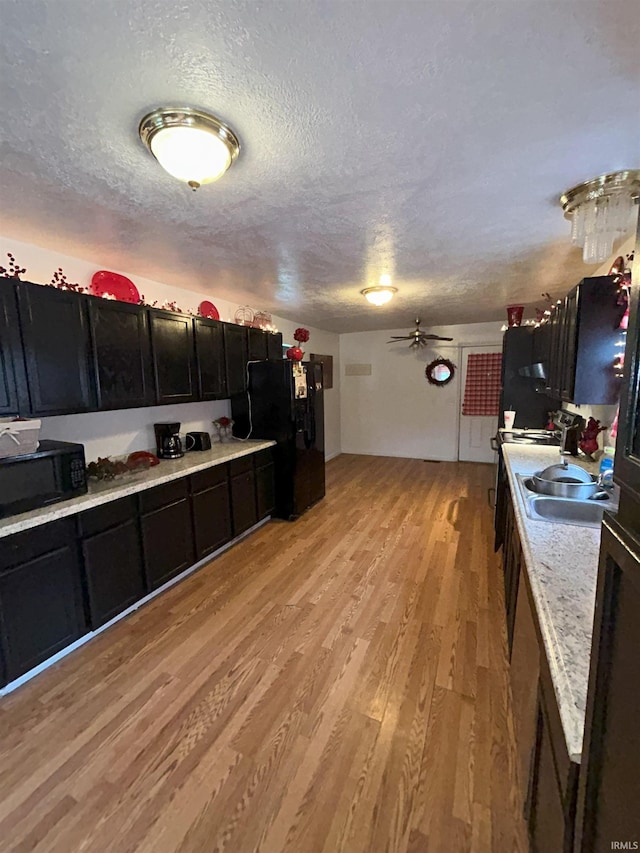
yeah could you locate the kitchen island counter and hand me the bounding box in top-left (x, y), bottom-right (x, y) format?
top-left (0, 439), bottom-right (276, 540)
top-left (501, 443), bottom-right (605, 763)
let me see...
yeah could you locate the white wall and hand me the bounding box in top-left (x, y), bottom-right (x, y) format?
top-left (39, 401), bottom-right (230, 461)
top-left (1, 235), bottom-right (341, 460)
top-left (340, 321), bottom-right (503, 461)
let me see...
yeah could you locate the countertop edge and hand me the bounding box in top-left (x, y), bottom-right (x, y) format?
top-left (501, 444), bottom-right (601, 764)
top-left (0, 439), bottom-right (276, 539)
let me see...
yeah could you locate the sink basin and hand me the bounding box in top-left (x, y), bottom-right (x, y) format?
top-left (515, 473), bottom-right (619, 528)
top-left (526, 495), bottom-right (610, 527)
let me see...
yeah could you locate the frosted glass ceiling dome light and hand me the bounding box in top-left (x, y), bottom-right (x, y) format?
top-left (361, 286), bottom-right (398, 306)
top-left (560, 170), bottom-right (640, 264)
top-left (139, 107), bottom-right (240, 190)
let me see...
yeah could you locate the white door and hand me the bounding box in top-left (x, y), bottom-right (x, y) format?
top-left (458, 344), bottom-right (502, 463)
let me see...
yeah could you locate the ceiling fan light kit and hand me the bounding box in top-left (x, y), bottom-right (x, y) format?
top-left (361, 286), bottom-right (397, 306)
top-left (139, 107), bottom-right (240, 190)
top-left (560, 170), bottom-right (640, 264)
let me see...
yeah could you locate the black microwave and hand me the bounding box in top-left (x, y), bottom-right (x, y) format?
top-left (0, 440), bottom-right (87, 518)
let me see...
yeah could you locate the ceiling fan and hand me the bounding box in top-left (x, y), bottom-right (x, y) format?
top-left (387, 318), bottom-right (453, 348)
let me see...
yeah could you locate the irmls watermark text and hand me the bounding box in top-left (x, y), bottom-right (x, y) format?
top-left (611, 843), bottom-right (639, 850)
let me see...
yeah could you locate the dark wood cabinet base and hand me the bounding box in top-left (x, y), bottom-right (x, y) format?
top-left (0, 451), bottom-right (275, 690)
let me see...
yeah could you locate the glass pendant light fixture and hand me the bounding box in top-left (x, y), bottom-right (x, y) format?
top-left (139, 107), bottom-right (240, 190)
top-left (560, 170), bottom-right (640, 264)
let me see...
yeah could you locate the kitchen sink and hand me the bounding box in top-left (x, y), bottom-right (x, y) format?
top-left (515, 474), bottom-right (619, 528)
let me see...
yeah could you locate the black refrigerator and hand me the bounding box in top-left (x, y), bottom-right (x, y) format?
top-left (231, 360), bottom-right (325, 520)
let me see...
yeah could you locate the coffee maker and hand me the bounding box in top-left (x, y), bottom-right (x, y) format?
top-left (154, 422), bottom-right (184, 459)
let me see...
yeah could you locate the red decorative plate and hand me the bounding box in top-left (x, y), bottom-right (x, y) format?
top-left (90, 270), bottom-right (140, 304)
top-left (198, 300), bottom-right (220, 320)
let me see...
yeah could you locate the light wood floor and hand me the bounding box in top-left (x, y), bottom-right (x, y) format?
top-left (0, 455), bottom-right (527, 853)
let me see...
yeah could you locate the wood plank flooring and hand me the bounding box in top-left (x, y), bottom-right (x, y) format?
top-left (0, 455), bottom-right (527, 853)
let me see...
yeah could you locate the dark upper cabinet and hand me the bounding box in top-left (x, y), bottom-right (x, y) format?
top-left (149, 310), bottom-right (197, 405)
top-left (575, 517), bottom-right (640, 853)
top-left (247, 328), bottom-right (269, 362)
top-left (0, 280), bottom-right (28, 415)
top-left (194, 317), bottom-right (227, 400)
top-left (223, 322), bottom-right (249, 396)
top-left (16, 282), bottom-right (95, 415)
top-left (499, 327), bottom-right (560, 431)
top-left (267, 332), bottom-right (283, 360)
top-left (0, 518), bottom-right (87, 686)
top-left (78, 497), bottom-right (146, 629)
top-left (542, 276), bottom-right (624, 405)
top-left (615, 269), bottom-right (640, 524)
top-left (88, 298), bottom-right (153, 410)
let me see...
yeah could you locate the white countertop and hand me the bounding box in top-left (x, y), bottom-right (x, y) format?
top-left (501, 442), bottom-right (606, 763)
top-left (0, 439), bottom-right (276, 540)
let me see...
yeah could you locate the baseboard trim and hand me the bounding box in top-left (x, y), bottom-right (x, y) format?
top-left (339, 449), bottom-right (456, 462)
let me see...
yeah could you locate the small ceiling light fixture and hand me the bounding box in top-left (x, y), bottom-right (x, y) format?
top-left (361, 285), bottom-right (397, 306)
top-left (560, 170), bottom-right (640, 264)
top-left (139, 107), bottom-right (240, 191)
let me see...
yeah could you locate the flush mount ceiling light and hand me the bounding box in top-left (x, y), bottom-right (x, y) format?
top-left (560, 170), bottom-right (640, 264)
top-left (361, 285), bottom-right (398, 306)
top-left (138, 107), bottom-right (240, 191)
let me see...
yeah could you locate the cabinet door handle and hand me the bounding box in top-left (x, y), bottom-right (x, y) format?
top-left (490, 436), bottom-right (499, 451)
top-left (487, 487), bottom-right (496, 508)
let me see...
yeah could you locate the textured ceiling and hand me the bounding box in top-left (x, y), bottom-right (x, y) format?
top-left (0, 0), bottom-right (638, 333)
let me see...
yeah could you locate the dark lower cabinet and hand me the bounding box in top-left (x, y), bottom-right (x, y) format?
top-left (191, 483), bottom-right (232, 559)
top-left (140, 483), bottom-right (195, 590)
top-left (89, 298), bottom-right (153, 410)
top-left (17, 282), bottom-right (95, 415)
top-left (494, 446), bottom-right (508, 551)
top-left (149, 310), bottom-right (197, 405)
top-left (256, 463), bottom-right (275, 519)
top-left (502, 487), bottom-right (522, 656)
top-left (190, 463), bottom-right (232, 559)
top-left (230, 467), bottom-right (258, 535)
top-left (575, 517), bottom-right (640, 853)
top-left (528, 669), bottom-right (579, 853)
top-left (0, 450), bottom-right (271, 687)
top-left (529, 704), bottom-right (571, 853)
top-left (0, 518), bottom-right (87, 686)
top-left (79, 497), bottom-right (146, 629)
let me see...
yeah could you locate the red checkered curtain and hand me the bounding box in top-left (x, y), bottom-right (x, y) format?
top-left (462, 353), bottom-right (502, 416)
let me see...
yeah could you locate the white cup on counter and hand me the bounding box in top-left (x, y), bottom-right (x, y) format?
top-left (504, 410), bottom-right (516, 430)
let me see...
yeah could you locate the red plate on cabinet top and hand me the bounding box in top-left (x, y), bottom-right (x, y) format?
top-left (90, 270), bottom-right (140, 304)
top-left (198, 300), bottom-right (220, 320)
